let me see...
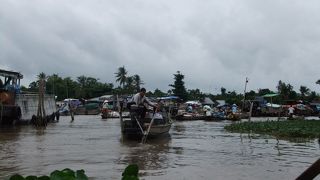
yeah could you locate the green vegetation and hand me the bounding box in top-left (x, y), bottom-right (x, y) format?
top-left (225, 120), bottom-right (320, 139)
top-left (8, 164), bottom-right (140, 180)
top-left (8, 168), bottom-right (88, 180)
top-left (122, 164), bottom-right (139, 180)
top-left (20, 67), bottom-right (320, 103)
top-left (169, 71), bottom-right (188, 101)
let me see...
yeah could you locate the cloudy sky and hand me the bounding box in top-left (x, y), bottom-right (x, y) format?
top-left (1, 0), bottom-right (320, 94)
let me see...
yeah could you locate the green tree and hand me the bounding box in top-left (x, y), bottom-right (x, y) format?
top-left (299, 86), bottom-right (310, 100)
top-left (188, 88), bottom-right (204, 100)
top-left (220, 87), bottom-right (226, 96)
top-left (245, 90), bottom-right (256, 100)
top-left (258, 88), bottom-right (273, 96)
top-left (169, 71), bottom-right (188, 101)
top-left (115, 66), bottom-right (128, 89)
top-left (46, 74), bottom-right (63, 95)
top-left (76, 75), bottom-right (87, 98)
top-left (28, 81), bottom-right (38, 92)
top-left (277, 80), bottom-right (295, 101)
top-left (153, 88), bottom-right (166, 97)
top-left (306, 91), bottom-right (318, 102)
top-left (133, 74), bottom-right (144, 92)
top-left (64, 77), bottom-right (77, 99)
top-left (124, 76), bottom-right (135, 94)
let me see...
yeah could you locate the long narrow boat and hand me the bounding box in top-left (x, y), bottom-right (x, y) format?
top-left (118, 97), bottom-right (172, 139)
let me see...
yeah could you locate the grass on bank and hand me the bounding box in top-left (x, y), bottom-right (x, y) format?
top-left (224, 119), bottom-right (320, 139)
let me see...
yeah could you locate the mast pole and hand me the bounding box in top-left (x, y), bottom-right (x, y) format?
top-left (242, 77), bottom-right (248, 112)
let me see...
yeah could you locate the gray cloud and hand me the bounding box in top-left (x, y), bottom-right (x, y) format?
top-left (1, 0), bottom-right (320, 94)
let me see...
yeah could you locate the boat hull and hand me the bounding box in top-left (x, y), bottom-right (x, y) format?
top-left (0, 105), bottom-right (21, 125)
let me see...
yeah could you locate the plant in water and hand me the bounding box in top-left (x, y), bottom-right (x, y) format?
top-left (225, 120), bottom-right (320, 139)
top-left (8, 165), bottom-right (139, 180)
top-left (8, 168), bottom-right (88, 180)
top-left (122, 164), bottom-right (139, 180)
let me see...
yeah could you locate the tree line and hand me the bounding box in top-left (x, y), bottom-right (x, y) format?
top-left (20, 66), bottom-right (320, 104)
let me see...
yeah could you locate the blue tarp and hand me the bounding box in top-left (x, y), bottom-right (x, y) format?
top-left (157, 96), bottom-right (179, 100)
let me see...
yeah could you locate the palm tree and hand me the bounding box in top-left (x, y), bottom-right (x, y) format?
top-left (36, 72), bottom-right (47, 127)
top-left (299, 86), bottom-right (310, 99)
top-left (277, 80), bottom-right (293, 100)
top-left (77, 75), bottom-right (88, 97)
top-left (125, 76), bottom-right (134, 94)
top-left (316, 79), bottom-right (320, 85)
top-left (133, 74), bottom-right (144, 92)
top-left (115, 66), bottom-right (128, 88)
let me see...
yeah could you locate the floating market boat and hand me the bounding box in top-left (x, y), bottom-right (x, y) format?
top-left (119, 98), bottom-right (172, 139)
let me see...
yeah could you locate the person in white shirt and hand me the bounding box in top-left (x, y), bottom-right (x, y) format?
top-left (129, 88), bottom-right (157, 119)
top-left (288, 105), bottom-right (295, 118)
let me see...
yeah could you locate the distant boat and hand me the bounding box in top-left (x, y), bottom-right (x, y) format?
top-left (0, 69), bottom-right (57, 125)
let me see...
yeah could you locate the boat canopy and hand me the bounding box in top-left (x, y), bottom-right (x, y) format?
top-left (262, 93), bottom-right (279, 97)
top-left (0, 69), bottom-right (23, 79)
top-left (157, 96), bottom-right (179, 100)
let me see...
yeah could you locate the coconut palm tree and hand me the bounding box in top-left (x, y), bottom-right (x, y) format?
top-left (125, 76), bottom-right (135, 94)
top-left (299, 86), bottom-right (310, 100)
top-left (36, 72), bottom-right (47, 127)
top-left (115, 66), bottom-right (128, 88)
top-left (133, 74), bottom-right (144, 92)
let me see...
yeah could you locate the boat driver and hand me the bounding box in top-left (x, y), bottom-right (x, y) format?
top-left (129, 88), bottom-right (157, 119)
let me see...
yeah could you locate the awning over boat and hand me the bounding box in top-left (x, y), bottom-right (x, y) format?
top-left (157, 96), bottom-right (179, 100)
top-left (202, 97), bottom-right (214, 105)
top-left (262, 93), bottom-right (279, 97)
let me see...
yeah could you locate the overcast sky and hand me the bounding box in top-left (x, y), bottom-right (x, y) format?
top-left (1, 0), bottom-right (320, 94)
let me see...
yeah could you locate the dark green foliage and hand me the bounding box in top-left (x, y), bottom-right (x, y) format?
top-left (24, 70), bottom-right (320, 103)
top-left (8, 169), bottom-right (88, 180)
top-left (36, 176), bottom-right (50, 180)
top-left (188, 88), bottom-right (204, 101)
top-left (9, 174), bottom-right (25, 180)
top-left (225, 120), bottom-right (320, 139)
top-left (122, 164), bottom-right (139, 180)
top-left (25, 176), bottom-right (38, 180)
top-left (8, 165), bottom-right (138, 180)
top-left (169, 71), bottom-right (188, 101)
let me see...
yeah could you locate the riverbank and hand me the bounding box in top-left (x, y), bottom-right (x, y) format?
top-left (224, 119), bottom-right (320, 139)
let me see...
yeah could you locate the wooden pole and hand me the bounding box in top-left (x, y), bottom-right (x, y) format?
top-left (248, 102), bottom-right (253, 122)
top-left (242, 77), bottom-right (248, 112)
top-left (296, 158), bottom-right (320, 180)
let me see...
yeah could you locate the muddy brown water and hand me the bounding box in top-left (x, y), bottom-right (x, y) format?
top-left (0, 115), bottom-right (319, 180)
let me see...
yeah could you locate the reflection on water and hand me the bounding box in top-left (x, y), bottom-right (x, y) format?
top-left (120, 135), bottom-right (171, 177)
top-left (0, 116), bottom-right (319, 180)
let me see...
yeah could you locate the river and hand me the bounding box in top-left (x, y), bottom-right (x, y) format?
top-left (0, 115), bottom-right (319, 180)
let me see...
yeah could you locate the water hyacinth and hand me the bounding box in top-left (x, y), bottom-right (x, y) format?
top-left (224, 120), bottom-right (320, 139)
top-left (8, 168), bottom-right (88, 180)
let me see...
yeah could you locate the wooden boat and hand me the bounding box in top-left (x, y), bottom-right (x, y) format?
top-left (175, 113), bottom-right (205, 121)
top-left (119, 103), bottom-right (172, 139)
top-left (226, 113), bottom-right (242, 121)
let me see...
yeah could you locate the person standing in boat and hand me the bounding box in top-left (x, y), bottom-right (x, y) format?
top-left (68, 100), bottom-right (76, 122)
top-left (129, 88), bottom-right (157, 119)
top-left (288, 105), bottom-right (295, 119)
